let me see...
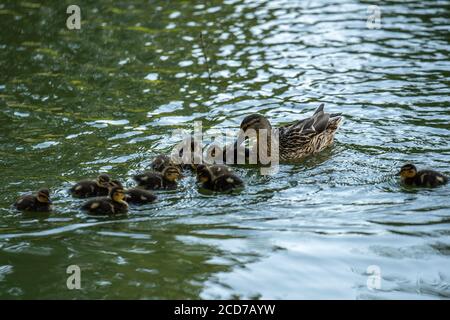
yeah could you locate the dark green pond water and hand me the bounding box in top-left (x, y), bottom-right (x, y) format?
top-left (1, 0), bottom-right (449, 299)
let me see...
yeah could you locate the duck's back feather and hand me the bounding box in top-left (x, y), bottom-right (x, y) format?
top-left (279, 104), bottom-right (342, 160)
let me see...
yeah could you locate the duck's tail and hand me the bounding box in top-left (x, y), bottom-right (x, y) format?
top-left (313, 104), bottom-right (342, 131)
top-left (313, 104), bottom-right (342, 118)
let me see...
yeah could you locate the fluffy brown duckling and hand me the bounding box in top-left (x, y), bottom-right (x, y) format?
top-left (70, 174), bottom-right (112, 198)
top-left (151, 155), bottom-right (180, 172)
top-left (196, 164), bottom-right (232, 179)
top-left (133, 166), bottom-right (181, 190)
top-left (14, 188), bottom-right (52, 212)
top-left (398, 164), bottom-right (448, 188)
top-left (196, 164), bottom-right (244, 191)
top-left (210, 173), bottom-right (244, 192)
top-left (125, 189), bottom-right (157, 204)
top-left (110, 180), bottom-right (157, 205)
top-left (81, 186), bottom-right (128, 216)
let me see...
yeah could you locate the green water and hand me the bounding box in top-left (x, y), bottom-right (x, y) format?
top-left (1, 0), bottom-right (449, 299)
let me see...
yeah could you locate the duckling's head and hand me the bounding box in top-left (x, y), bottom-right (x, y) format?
top-left (110, 186), bottom-right (126, 202)
top-left (96, 174), bottom-right (111, 188)
top-left (37, 189), bottom-right (51, 204)
top-left (196, 164), bottom-right (212, 183)
top-left (163, 166), bottom-right (181, 182)
top-left (398, 164), bottom-right (417, 178)
top-left (240, 114), bottom-right (272, 132)
top-left (152, 155), bottom-right (172, 172)
top-left (110, 180), bottom-right (124, 189)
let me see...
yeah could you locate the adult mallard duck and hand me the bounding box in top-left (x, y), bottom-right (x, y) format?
top-left (398, 164), bottom-right (448, 188)
top-left (14, 188), bottom-right (52, 212)
top-left (237, 104), bottom-right (342, 162)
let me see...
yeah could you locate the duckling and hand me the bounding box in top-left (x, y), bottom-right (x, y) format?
top-left (125, 188), bottom-right (157, 204)
top-left (14, 188), bottom-right (52, 212)
top-left (81, 186), bottom-right (128, 216)
top-left (110, 180), bottom-right (157, 205)
top-left (133, 166), bottom-right (181, 190)
top-left (70, 174), bottom-right (112, 198)
top-left (151, 155), bottom-right (180, 172)
top-left (196, 164), bottom-right (233, 179)
top-left (211, 173), bottom-right (244, 192)
top-left (398, 164), bottom-right (448, 188)
top-left (196, 164), bottom-right (243, 191)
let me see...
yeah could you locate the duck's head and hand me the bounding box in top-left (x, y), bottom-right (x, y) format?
top-left (152, 155), bottom-right (173, 172)
top-left (110, 180), bottom-right (124, 189)
top-left (96, 174), bottom-right (111, 188)
top-left (110, 186), bottom-right (126, 202)
top-left (240, 114), bottom-right (272, 132)
top-left (36, 189), bottom-right (51, 204)
top-left (196, 164), bottom-right (212, 183)
top-left (398, 164), bottom-right (417, 178)
top-left (163, 166), bottom-right (181, 182)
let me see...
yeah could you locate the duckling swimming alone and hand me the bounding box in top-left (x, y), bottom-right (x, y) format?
top-left (14, 188), bottom-right (52, 212)
top-left (196, 164), bottom-right (243, 191)
top-left (81, 186), bottom-right (128, 216)
top-left (398, 164), bottom-right (448, 188)
top-left (133, 166), bottom-right (181, 190)
top-left (110, 180), bottom-right (157, 205)
top-left (70, 174), bottom-right (112, 198)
